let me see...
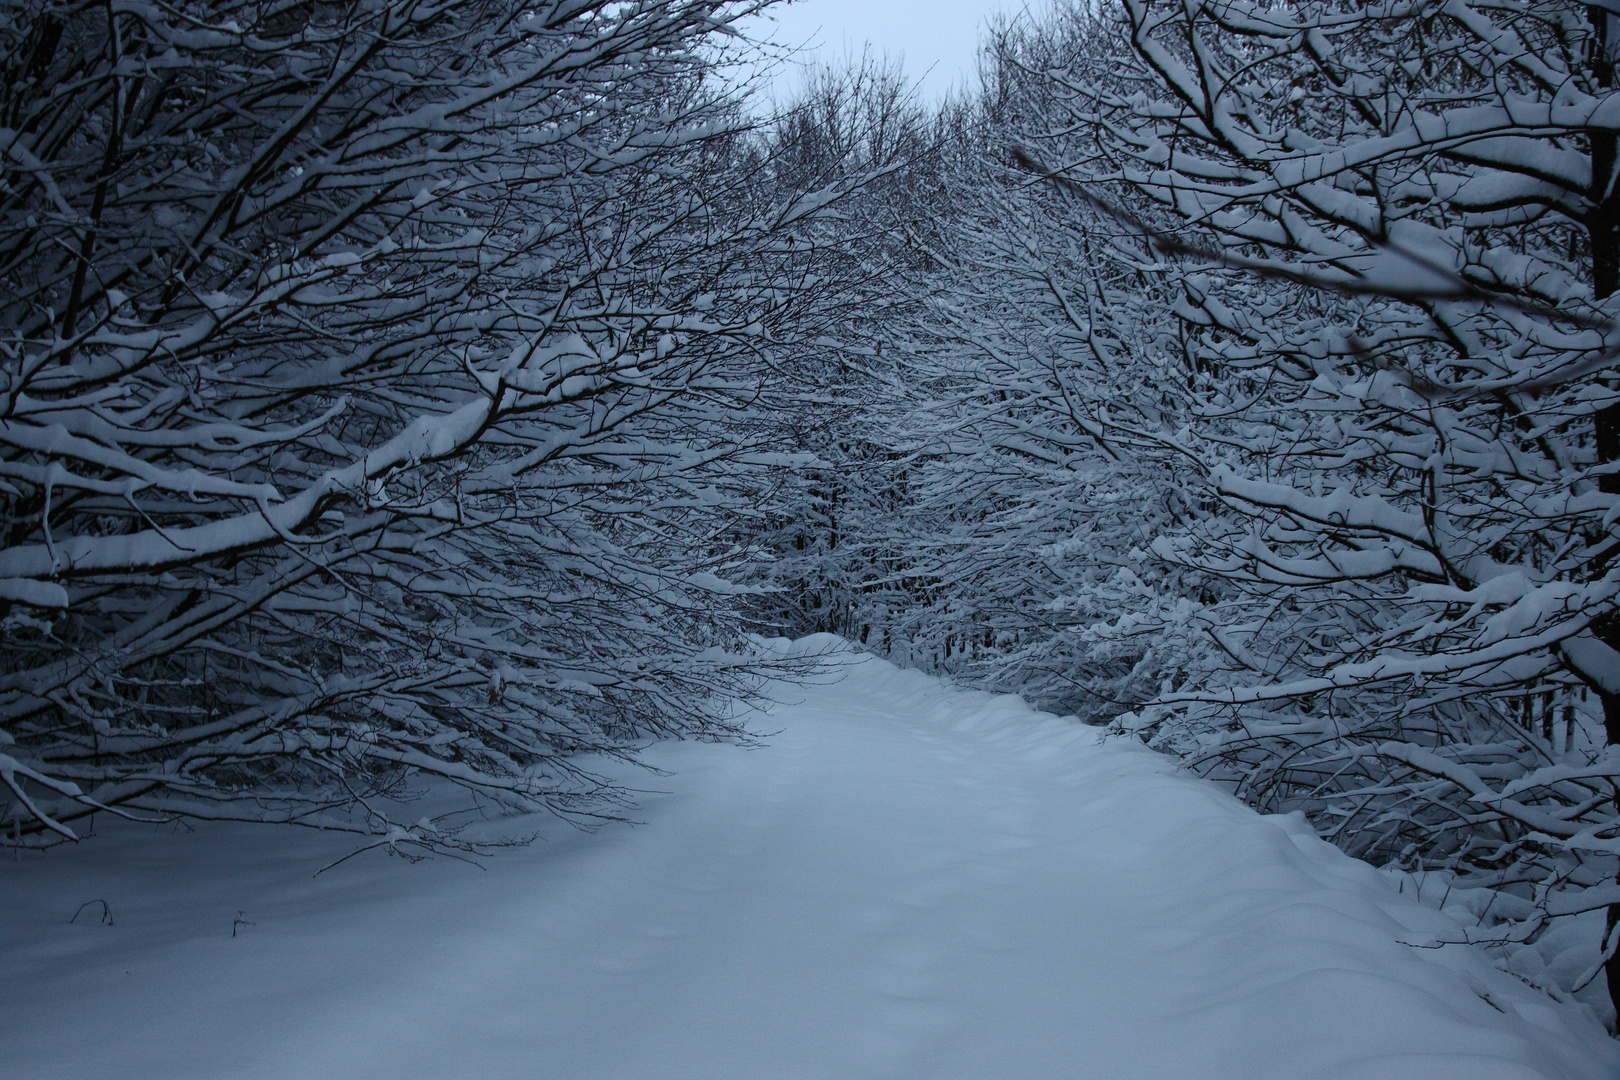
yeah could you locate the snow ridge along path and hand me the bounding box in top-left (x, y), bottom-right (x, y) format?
top-left (4, 637), bottom-right (1618, 1079)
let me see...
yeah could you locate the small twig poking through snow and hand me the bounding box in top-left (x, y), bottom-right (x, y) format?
top-left (232, 912), bottom-right (254, 938)
top-left (312, 817), bottom-right (505, 877)
top-left (70, 899), bottom-right (113, 926)
top-left (314, 836), bottom-right (486, 877)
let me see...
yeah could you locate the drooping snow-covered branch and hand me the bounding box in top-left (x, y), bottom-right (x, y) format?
top-left (0, 0), bottom-right (865, 849)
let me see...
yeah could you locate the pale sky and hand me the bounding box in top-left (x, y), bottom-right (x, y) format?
top-left (739, 0), bottom-right (1036, 102)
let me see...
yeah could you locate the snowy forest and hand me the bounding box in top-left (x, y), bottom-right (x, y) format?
top-left (6, 0), bottom-right (1620, 1042)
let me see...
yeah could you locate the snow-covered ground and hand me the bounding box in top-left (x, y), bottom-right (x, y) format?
top-left (4, 640), bottom-right (1617, 1079)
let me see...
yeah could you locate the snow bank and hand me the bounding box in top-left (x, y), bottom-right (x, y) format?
top-left (2, 639), bottom-right (1614, 1079)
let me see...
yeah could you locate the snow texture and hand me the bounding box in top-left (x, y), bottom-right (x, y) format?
top-left (3, 638), bottom-right (1612, 1080)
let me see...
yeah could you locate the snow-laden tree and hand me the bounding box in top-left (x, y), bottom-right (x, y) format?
top-left (844, 13), bottom-right (1205, 718)
top-left (735, 53), bottom-right (947, 645)
top-left (0, 0), bottom-right (859, 852)
top-left (1013, 0), bottom-right (1620, 1011)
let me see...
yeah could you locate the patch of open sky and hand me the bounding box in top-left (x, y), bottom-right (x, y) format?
top-left (732, 0), bottom-right (1044, 110)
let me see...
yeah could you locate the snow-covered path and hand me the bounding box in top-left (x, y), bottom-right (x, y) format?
top-left (4, 644), bottom-right (1618, 1079)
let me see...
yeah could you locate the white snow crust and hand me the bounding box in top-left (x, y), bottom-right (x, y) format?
top-left (3, 637), bottom-right (1616, 1079)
